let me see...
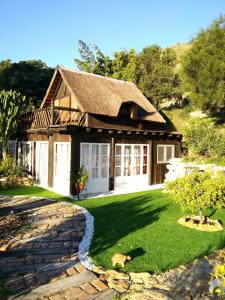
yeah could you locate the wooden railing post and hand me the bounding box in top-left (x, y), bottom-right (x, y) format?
top-left (50, 101), bottom-right (54, 125)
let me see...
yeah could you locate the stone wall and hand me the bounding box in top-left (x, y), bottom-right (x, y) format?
top-left (165, 158), bottom-right (225, 182)
top-left (0, 176), bottom-right (33, 189)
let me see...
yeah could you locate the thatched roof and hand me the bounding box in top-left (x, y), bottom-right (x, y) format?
top-left (41, 67), bottom-right (166, 123)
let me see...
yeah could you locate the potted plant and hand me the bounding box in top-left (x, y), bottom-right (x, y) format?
top-left (71, 166), bottom-right (88, 199)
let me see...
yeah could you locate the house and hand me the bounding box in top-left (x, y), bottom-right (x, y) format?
top-left (11, 66), bottom-right (182, 195)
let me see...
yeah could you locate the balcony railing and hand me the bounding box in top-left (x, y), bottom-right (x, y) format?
top-left (20, 106), bottom-right (87, 129)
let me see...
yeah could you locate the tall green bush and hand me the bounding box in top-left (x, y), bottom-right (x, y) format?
top-left (0, 155), bottom-right (24, 177)
top-left (184, 117), bottom-right (225, 164)
top-left (166, 171), bottom-right (225, 223)
top-left (0, 90), bottom-right (26, 159)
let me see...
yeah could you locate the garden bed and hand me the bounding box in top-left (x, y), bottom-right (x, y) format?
top-left (0, 175), bottom-right (33, 189)
top-left (178, 216), bottom-right (223, 232)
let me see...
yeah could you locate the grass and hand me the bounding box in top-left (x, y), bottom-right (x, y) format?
top-left (1, 186), bottom-right (225, 274)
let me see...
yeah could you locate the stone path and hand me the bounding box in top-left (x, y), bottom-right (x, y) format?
top-left (94, 251), bottom-right (221, 299)
top-left (0, 196), bottom-right (116, 300)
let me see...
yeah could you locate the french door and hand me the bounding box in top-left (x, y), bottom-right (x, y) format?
top-left (53, 142), bottom-right (71, 195)
top-left (36, 142), bottom-right (48, 187)
top-left (80, 143), bottom-right (110, 194)
top-left (115, 144), bottom-right (149, 190)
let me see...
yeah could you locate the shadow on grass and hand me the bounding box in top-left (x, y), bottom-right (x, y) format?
top-left (125, 247), bottom-right (146, 259)
top-left (85, 193), bottom-right (168, 255)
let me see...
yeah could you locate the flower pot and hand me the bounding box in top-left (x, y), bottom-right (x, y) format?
top-left (74, 182), bottom-right (85, 195)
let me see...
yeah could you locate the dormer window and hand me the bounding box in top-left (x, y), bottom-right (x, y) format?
top-left (118, 102), bottom-right (138, 119)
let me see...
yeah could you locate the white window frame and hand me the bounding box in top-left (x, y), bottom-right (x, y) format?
top-left (8, 140), bottom-right (17, 158)
top-left (80, 143), bottom-right (110, 179)
top-left (157, 144), bottom-right (175, 164)
top-left (20, 141), bottom-right (32, 171)
top-left (53, 142), bottom-right (71, 178)
top-left (115, 144), bottom-right (148, 178)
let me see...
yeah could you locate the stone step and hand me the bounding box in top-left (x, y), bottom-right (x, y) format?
top-left (0, 259), bottom-right (79, 276)
top-left (10, 236), bottom-right (80, 244)
top-left (84, 289), bottom-right (117, 300)
top-left (11, 270), bottom-right (97, 300)
top-left (0, 248), bottom-right (78, 257)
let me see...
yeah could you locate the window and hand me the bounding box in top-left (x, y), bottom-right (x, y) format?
top-left (8, 140), bottom-right (17, 158)
top-left (92, 144), bottom-right (99, 178)
top-left (101, 145), bottom-right (108, 178)
top-left (133, 146), bottom-right (141, 175)
top-left (80, 143), bottom-right (109, 180)
top-left (124, 145), bottom-right (132, 176)
top-left (115, 145), bottom-right (122, 177)
top-left (157, 145), bottom-right (175, 164)
top-left (81, 144), bottom-right (89, 173)
top-left (21, 142), bottom-right (31, 169)
top-left (115, 144), bottom-right (148, 177)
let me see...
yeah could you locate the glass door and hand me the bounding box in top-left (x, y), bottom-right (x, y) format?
top-left (80, 143), bottom-right (110, 194)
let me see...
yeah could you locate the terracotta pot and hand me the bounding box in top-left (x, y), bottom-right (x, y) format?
top-left (74, 182), bottom-right (85, 194)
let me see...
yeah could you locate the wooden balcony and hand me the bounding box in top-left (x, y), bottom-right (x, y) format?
top-left (20, 106), bottom-right (87, 129)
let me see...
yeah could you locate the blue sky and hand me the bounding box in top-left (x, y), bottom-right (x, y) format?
top-left (1, 0), bottom-right (224, 68)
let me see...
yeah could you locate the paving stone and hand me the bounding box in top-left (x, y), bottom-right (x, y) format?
top-left (75, 264), bottom-right (87, 273)
top-left (49, 294), bottom-right (65, 300)
top-left (91, 279), bottom-right (108, 291)
top-left (66, 267), bottom-right (77, 276)
top-left (81, 282), bottom-right (98, 295)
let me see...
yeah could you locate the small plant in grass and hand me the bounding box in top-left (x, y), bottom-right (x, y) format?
top-left (209, 255), bottom-right (225, 298)
top-left (166, 171), bottom-right (225, 229)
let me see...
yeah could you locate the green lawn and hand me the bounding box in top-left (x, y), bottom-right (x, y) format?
top-left (1, 186), bottom-right (225, 274)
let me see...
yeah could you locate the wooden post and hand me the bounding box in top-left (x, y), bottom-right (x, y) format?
top-left (70, 135), bottom-right (81, 195)
top-left (50, 101), bottom-right (54, 125)
top-left (109, 137), bottom-right (115, 191)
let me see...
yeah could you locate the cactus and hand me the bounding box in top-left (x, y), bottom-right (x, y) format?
top-left (0, 90), bottom-right (26, 159)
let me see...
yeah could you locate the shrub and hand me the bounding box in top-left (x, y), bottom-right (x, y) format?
top-left (165, 171), bottom-right (225, 223)
top-left (183, 117), bottom-right (225, 164)
top-left (0, 155), bottom-right (24, 177)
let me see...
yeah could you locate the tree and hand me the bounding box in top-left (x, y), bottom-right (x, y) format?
top-left (0, 60), bottom-right (53, 108)
top-left (181, 16), bottom-right (225, 115)
top-left (74, 40), bottom-right (113, 76)
top-left (166, 171), bottom-right (225, 224)
top-left (136, 45), bottom-right (180, 109)
top-left (75, 40), bottom-right (137, 82)
top-left (0, 90), bottom-right (26, 159)
top-left (112, 49), bottom-right (137, 82)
